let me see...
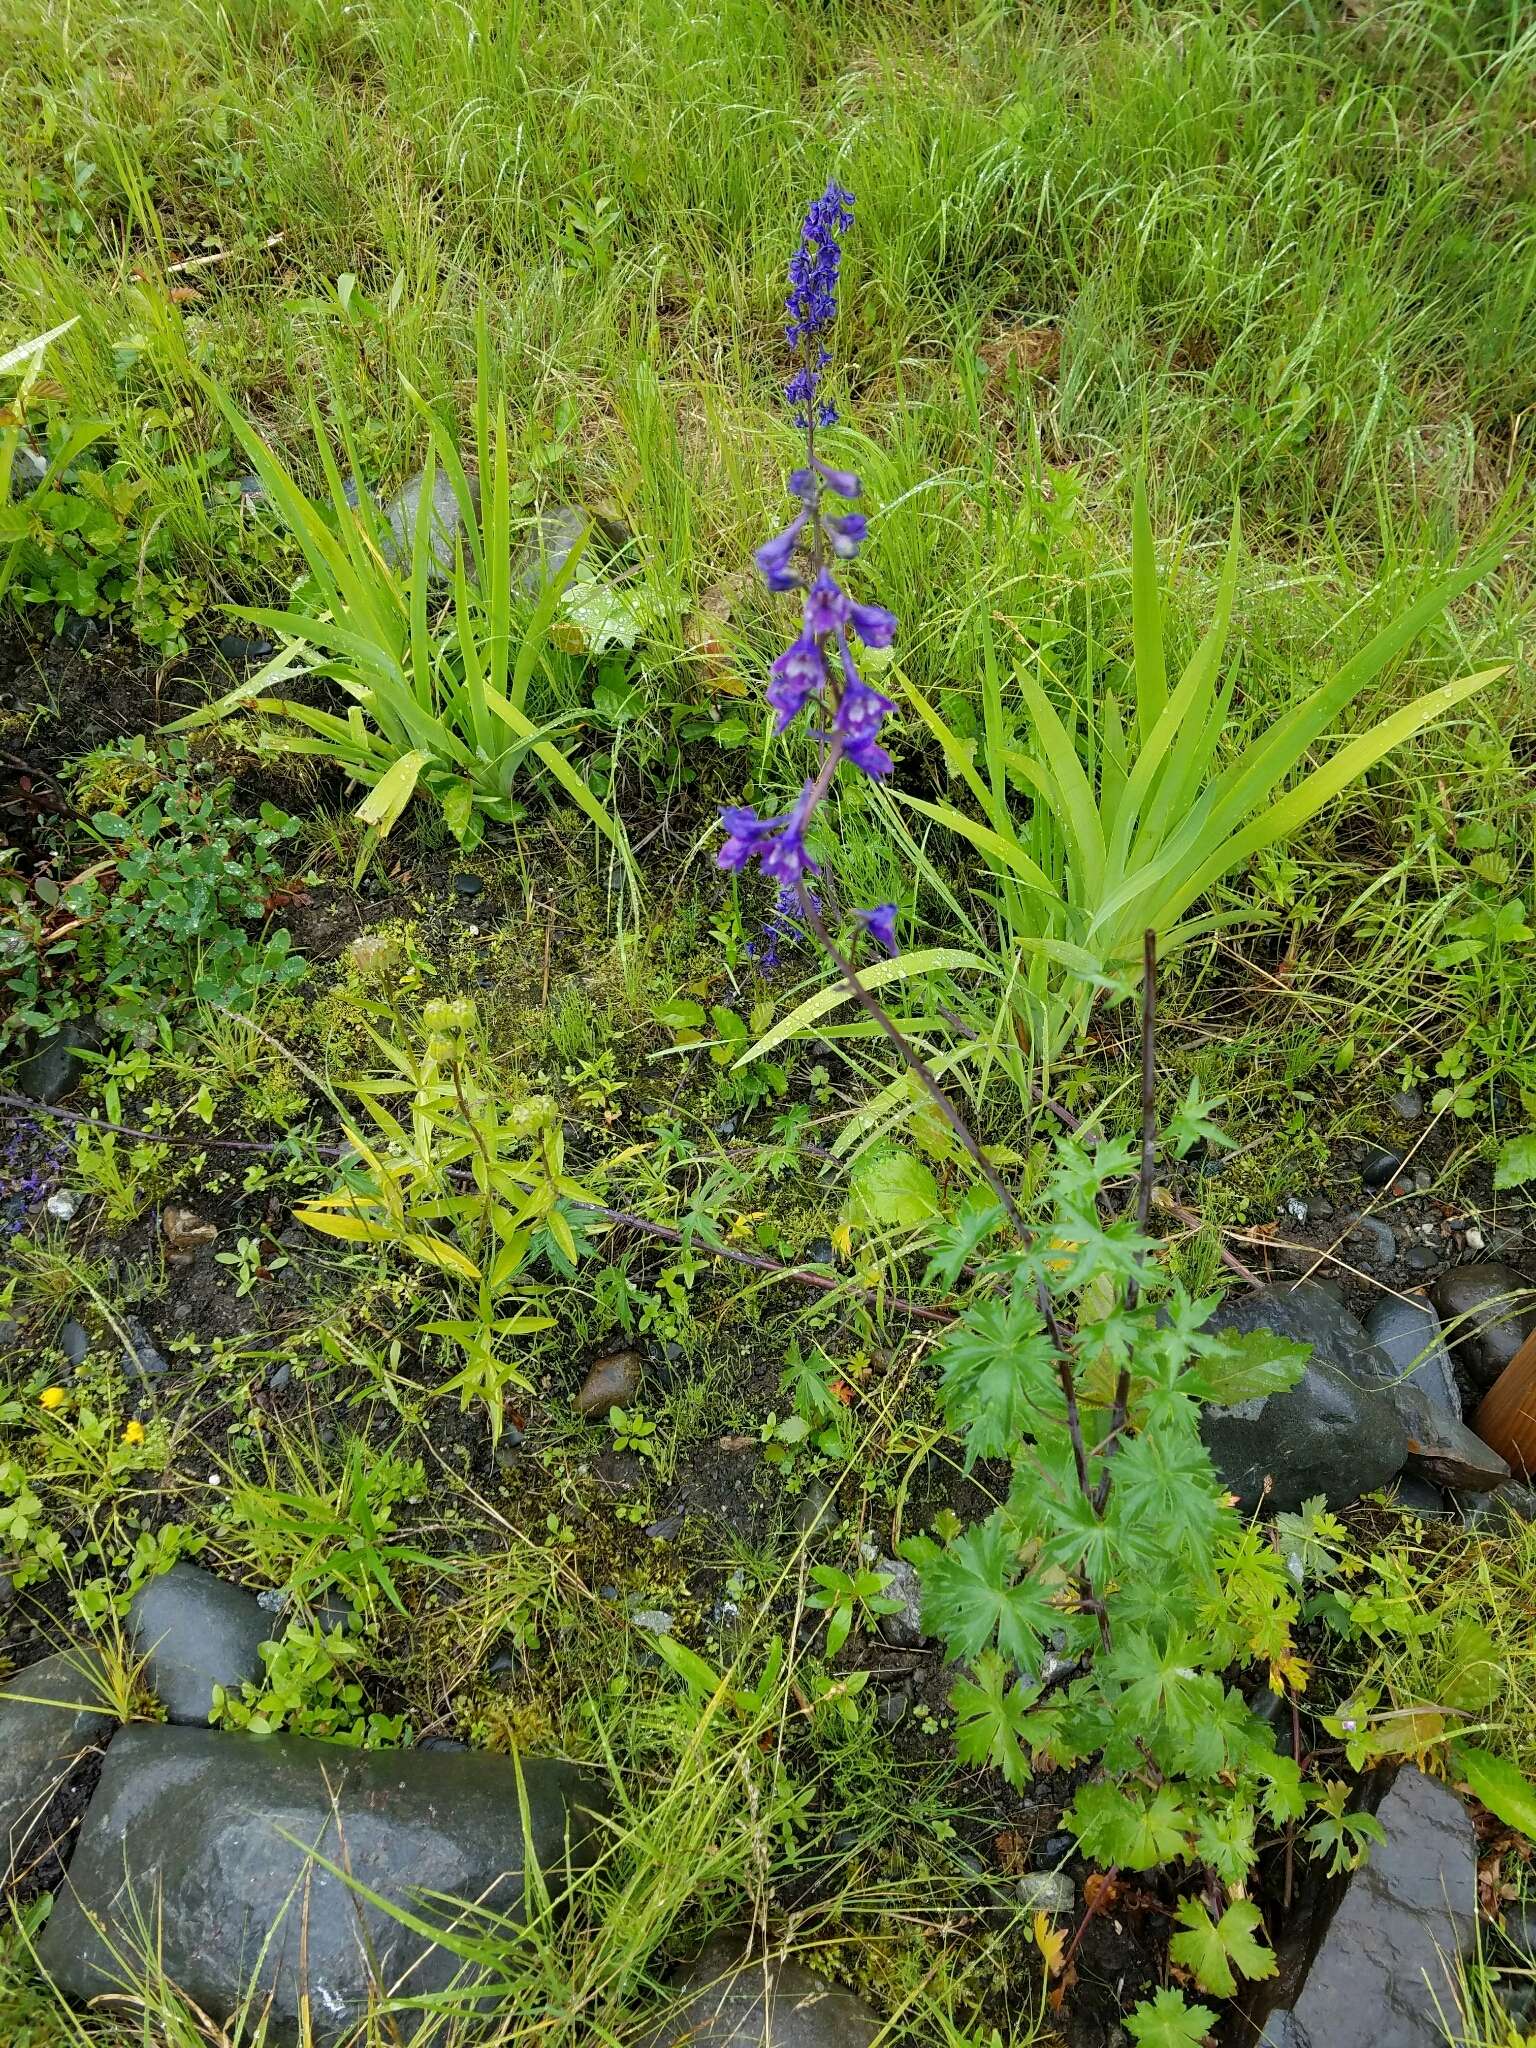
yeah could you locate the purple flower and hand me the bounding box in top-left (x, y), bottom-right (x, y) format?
top-left (824, 512), bottom-right (867, 559)
top-left (857, 903), bottom-right (899, 954)
top-left (716, 781), bottom-right (820, 885)
top-left (803, 568), bottom-right (850, 635)
top-left (754, 510), bottom-right (808, 591)
top-left (784, 182), bottom-right (854, 423)
top-left (828, 635), bottom-right (894, 776)
top-left (718, 804), bottom-right (782, 872)
top-left (849, 598), bottom-right (896, 648)
top-left (766, 635), bottom-right (827, 730)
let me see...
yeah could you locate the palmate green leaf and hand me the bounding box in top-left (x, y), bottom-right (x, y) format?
top-left (951, 1652), bottom-right (1041, 1790)
top-left (1126, 1987), bottom-right (1219, 2047)
top-left (848, 1143), bottom-right (940, 1232)
top-left (1067, 1780), bottom-right (1193, 1870)
top-left (1168, 1897), bottom-right (1276, 1999)
top-left (937, 1293), bottom-right (1059, 1463)
top-left (904, 1514), bottom-right (1054, 1667)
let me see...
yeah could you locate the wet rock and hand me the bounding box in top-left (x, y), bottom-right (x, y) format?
top-left (119, 1318), bottom-right (166, 1381)
top-left (267, 1361), bottom-right (292, 1393)
top-left (1362, 1146), bottom-right (1407, 1192)
top-left (381, 465), bottom-right (478, 579)
top-left (1258, 1766), bottom-right (1475, 2048)
top-left (645, 1514), bottom-right (685, 1543)
top-left (1200, 1284), bottom-right (1410, 1510)
top-left (1432, 1265), bottom-right (1536, 1395)
top-left (874, 1556), bottom-right (926, 1649)
top-left (1404, 1415), bottom-right (1509, 1493)
top-left (39, 1725), bottom-right (605, 2040)
top-left (452, 871), bottom-right (484, 898)
top-left (14, 1025), bottom-right (89, 1105)
top-left (1350, 1216), bottom-right (1397, 1265)
top-left (1466, 1480), bottom-right (1536, 1533)
top-left (1305, 1193), bottom-right (1336, 1221)
top-left (128, 1562), bottom-right (273, 1724)
top-left (215, 631), bottom-right (276, 666)
top-left (1035, 1831), bottom-right (1075, 1866)
top-left (1392, 1474), bottom-right (1453, 1519)
top-left (647, 1935), bottom-right (881, 2048)
top-left (1365, 1297), bottom-right (1461, 1424)
top-left (1404, 1245), bottom-right (1438, 1274)
top-left (1391, 1089), bottom-right (1423, 1121)
top-left (512, 505), bottom-right (586, 595)
top-left (875, 1682), bottom-right (911, 1729)
top-left (0, 1650), bottom-right (115, 1885)
top-left (573, 1349), bottom-right (642, 1418)
top-left (58, 1321), bottom-right (90, 1367)
top-left (792, 1480), bottom-right (834, 1539)
top-left (1016, 1871), bottom-right (1074, 1915)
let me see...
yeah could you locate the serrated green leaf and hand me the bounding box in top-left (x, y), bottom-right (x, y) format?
top-left (1126, 1986), bottom-right (1219, 2047)
top-left (848, 1143), bottom-right (940, 1232)
top-left (1168, 1897), bottom-right (1275, 1998)
top-left (1190, 1328), bottom-right (1310, 1406)
top-left (1067, 1781), bottom-right (1193, 1871)
top-left (1494, 1133), bottom-right (1536, 1192)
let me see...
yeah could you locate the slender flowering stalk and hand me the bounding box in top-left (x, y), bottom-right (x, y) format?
top-left (717, 180), bottom-right (899, 941)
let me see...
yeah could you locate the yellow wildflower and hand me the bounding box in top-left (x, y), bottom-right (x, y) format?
top-left (122, 1419), bottom-right (146, 1447)
top-left (39, 1386), bottom-right (66, 1411)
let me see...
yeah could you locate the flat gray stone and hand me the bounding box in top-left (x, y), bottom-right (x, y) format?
top-left (1263, 1766), bottom-right (1475, 2047)
top-left (648, 1937), bottom-right (881, 2047)
top-left (39, 1725), bottom-right (605, 2042)
top-left (1202, 1285), bottom-right (1408, 1510)
top-left (0, 1650), bottom-right (115, 1886)
top-left (1403, 1414), bottom-right (1509, 1494)
top-left (129, 1562), bottom-right (273, 1724)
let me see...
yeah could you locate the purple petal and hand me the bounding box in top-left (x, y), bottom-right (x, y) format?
top-left (856, 903), bottom-right (899, 954)
top-left (814, 461), bottom-right (862, 499)
top-left (803, 568), bottom-right (850, 636)
top-left (754, 509), bottom-right (808, 591)
top-left (849, 599), bottom-right (896, 648)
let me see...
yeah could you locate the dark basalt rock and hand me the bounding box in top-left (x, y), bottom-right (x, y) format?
top-left (1432, 1264), bottom-right (1536, 1395)
top-left (128, 1562), bottom-right (274, 1724)
top-left (647, 1937), bottom-right (882, 2047)
top-left (39, 1725), bottom-right (605, 2042)
top-left (0, 1650), bottom-right (115, 1888)
top-left (1366, 1297), bottom-right (1461, 1423)
top-left (1255, 1766), bottom-right (1475, 2047)
top-left (1200, 1283), bottom-right (1409, 1511)
top-left (14, 1024), bottom-right (90, 1105)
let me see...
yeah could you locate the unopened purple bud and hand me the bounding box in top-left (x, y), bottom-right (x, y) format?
top-left (814, 461), bottom-right (861, 499)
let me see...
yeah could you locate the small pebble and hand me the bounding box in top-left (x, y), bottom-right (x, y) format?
top-left (1391, 1089), bottom-right (1423, 1121)
top-left (876, 1684), bottom-right (911, 1729)
top-left (268, 1362), bottom-right (292, 1393)
top-left (1362, 1147), bottom-right (1405, 1191)
top-left (45, 1188), bottom-right (82, 1222)
top-left (1413, 1169), bottom-right (1433, 1192)
top-left (1464, 1226), bottom-right (1486, 1252)
top-left (1351, 1216), bottom-right (1397, 1263)
top-left (572, 1349), bottom-right (642, 1417)
top-left (1017, 1871), bottom-right (1075, 1915)
top-left (645, 1514), bottom-right (685, 1542)
top-left (629, 1609), bottom-right (673, 1635)
top-left (1282, 1195), bottom-right (1309, 1226)
top-left (59, 1321), bottom-right (90, 1366)
top-left (1305, 1193), bottom-right (1336, 1221)
top-left (452, 872), bottom-right (484, 898)
top-left (1405, 1245), bottom-right (1438, 1273)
